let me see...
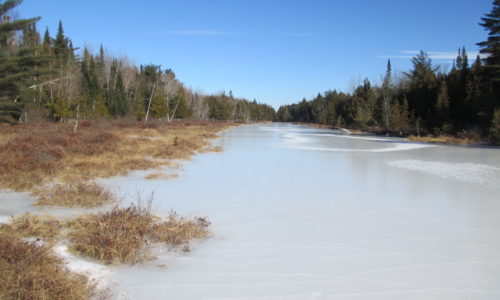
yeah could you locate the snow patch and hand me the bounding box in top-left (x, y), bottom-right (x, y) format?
top-left (288, 143), bottom-right (431, 152)
top-left (53, 245), bottom-right (119, 296)
top-left (388, 159), bottom-right (500, 185)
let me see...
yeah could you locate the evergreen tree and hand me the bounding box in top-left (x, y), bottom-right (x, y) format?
top-left (81, 48), bottom-right (108, 118)
top-left (0, 0), bottom-right (48, 123)
top-left (41, 27), bottom-right (51, 54)
top-left (150, 86), bottom-right (168, 118)
top-left (404, 51), bottom-right (438, 125)
top-left (21, 22), bottom-right (40, 48)
top-left (477, 0), bottom-right (500, 135)
top-left (107, 60), bottom-right (128, 116)
top-left (54, 21), bottom-right (66, 59)
top-left (435, 80), bottom-right (452, 132)
top-left (491, 108), bottom-right (500, 144)
top-left (389, 97), bottom-right (410, 133)
top-left (382, 59), bottom-right (392, 130)
top-left (477, 0), bottom-right (500, 81)
top-left (172, 88), bottom-right (191, 119)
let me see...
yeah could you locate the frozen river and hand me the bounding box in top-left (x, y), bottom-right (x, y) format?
top-left (103, 123), bottom-right (500, 300)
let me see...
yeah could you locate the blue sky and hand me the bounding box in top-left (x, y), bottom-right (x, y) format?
top-left (19, 0), bottom-right (492, 108)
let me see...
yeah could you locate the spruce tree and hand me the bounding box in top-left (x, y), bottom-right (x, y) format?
top-left (150, 87), bottom-right (168, 118)
top-left (41, 27), bottom-right (51, 54)
top-left (491, 108), bottom-right (500, 144)
top-left (172, 88), bottom-right (191, 119)
top-left (107, 60), bottom-right (128, 116)
top-left (382, 59), bottom-right (392, 130)
top-left (477, 0), bottom-right (500, 81)
top-left (53, 20), bottom-right (71, 66)
top-left (0, 0), bottom-right (49, 123)
top-left (404, 51), bottom-right (438, 125)
top-left (81, 48), bottom-right (108, 118)
top-left (435, 80), bottom-right (452, 132)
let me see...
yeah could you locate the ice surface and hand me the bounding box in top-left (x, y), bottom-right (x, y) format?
top-left (54, 245), bottom-right (117, 294)
top-left (2, 123), bottom-right (500, 299)
top-left (100, 123), bottom-right (500, 300)
top-left (388, 159), bottom-right (500, 186)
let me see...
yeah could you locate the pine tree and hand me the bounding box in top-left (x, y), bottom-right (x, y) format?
top-left (435, 80), bottom-right (452, 132)
top-left (171, 88), bottom-right (191, 119)
top-left (389, 97), bottom-right (410, 134)
top-left (0, 0), bottom-right (49, 123)
top-left (382, 59), bottom-right (392, 130)
top-left (107, 60), bottom-right (128, 116)
top-left (53, 20), bottom-right (71, 66)
top-left (477, 0), bottom-right (500, 81)
top-left (97, 44), bottom-right (106, 89)
top-left (436, 81), bottom-right (450, 112)
top-left (404, 51), bottom-right (438, 124)
top-left (41, 27), bottom-right (51, 54)
top-left (21, 22), bottom-right (40, 48)
top-left (150, 87), bottom-right (168, 118)
top-left (491, 108), bottom-right (500, 144)
top-left (456, 47), bottom-right (469, 71)
top-left (81, 48), bottom-right (108, 118)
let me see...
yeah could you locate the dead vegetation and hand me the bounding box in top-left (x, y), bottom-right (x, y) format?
top-left (145, 173), bottom-right (180, 180)
top-left (0, 232), bottom-right (91, 300)
top-left (66, 202), bottom-right (211, 264)
top-left (0, 119), bottom-right (230, 191)
top-left (408, 133), bottom-right (482, 145)
top-left (33, 181), bottom-right (115, 207)
top-left (0, 119), bottom-right (224, 296)
top-left (0, 213), bottom-right (62, 240)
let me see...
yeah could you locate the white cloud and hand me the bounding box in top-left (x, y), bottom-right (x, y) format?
top-left (380, 50), bottom-right (484, 60)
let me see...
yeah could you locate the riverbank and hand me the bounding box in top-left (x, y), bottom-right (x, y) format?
top-left (293, 122), bottom-right (489, 146)
top-left (0, 119), bottom-right (233, 299)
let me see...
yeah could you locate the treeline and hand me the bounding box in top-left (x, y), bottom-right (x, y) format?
top-left (277, 1), bottom-right (500, 143)
top-left (0, 0), bottom-right (275, 124)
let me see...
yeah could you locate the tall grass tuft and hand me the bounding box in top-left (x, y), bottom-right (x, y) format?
top-left (33, 181), bottom-right (115, 207)
top-left (66, 201), bottom-right (210, 264)
top-left (0, 213), bottom-right (62, 240)
top-left (0, 232), bottom-right (91, 300)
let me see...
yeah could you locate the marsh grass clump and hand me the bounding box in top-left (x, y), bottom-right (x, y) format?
top-left (0, 213), bottom-right (62, 240)
top-left (144, 173), bottom-right (179, 180)
top-left (66, 202), bottom-right (211, 264)
top-left (152, 213), bottom-right (211, 246)
top-left (408, 134), bottom-right (481, 145)
top-left (0, 232), bottom-right (91, 300)
top-left (66, 203), bottom-right (154, 264)
top-left (33, 181), bottom-right (115, 207)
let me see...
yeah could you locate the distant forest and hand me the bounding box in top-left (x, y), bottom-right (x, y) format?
top-left (276, 1), bottom-right (500, 143)
top-left (1, 0), bottom-right (499, 144)
top-left (0, 0), bottom-right (275, 124)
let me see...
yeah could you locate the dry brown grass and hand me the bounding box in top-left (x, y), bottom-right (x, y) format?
top-left (66, 202), bottom-right (210, 264)
top-left (0, 232), bottom-right (91, 300)
top-left (145, 173), bottom-right (180, 180)
top-left (408, 134), bottom-right (481, 145)
top-left (0, 120), bottom-right (230, 191)
top-left (32, 181), bottom-right (115, 207)
top-left (152, 213), bottom-right (211, 246)
top-left (0, 213), bottom-right (62, 240)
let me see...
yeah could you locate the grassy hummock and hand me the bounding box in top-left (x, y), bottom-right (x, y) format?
top-left (33, 181), bottom-right (115, 207)
top-left (0, 232), bottom-right (91, 300)
top-left (66, 203), bottom-right (211, 264)
top-left (0, 213), bottom-right (62, 240)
